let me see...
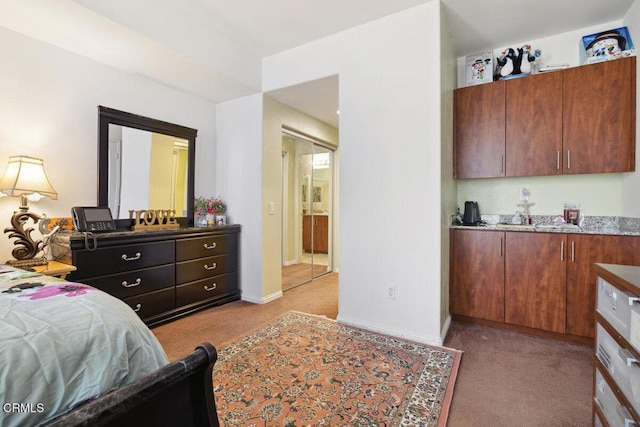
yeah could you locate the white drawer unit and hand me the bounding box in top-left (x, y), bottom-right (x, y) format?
top-left (595, 263), bottom-right (640, 426)
top-left (596, 323), bottom-right (640, 416)
top-left (594, 367), bottom-right (637, 427)
top-left (598, 276), bottom-right (640, 352)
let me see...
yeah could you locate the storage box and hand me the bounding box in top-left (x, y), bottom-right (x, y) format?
top-left (464, 51), bottom-right (493, 86)
top-left (581, 26), bottom-right (635, 64)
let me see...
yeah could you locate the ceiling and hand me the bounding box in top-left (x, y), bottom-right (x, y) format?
top-left (0, 0), bottom-right (635, 128)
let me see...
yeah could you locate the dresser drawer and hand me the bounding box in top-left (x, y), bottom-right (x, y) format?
top-left (597, 277), bottom-right (640, 352)
top-left (594, 367), bottom-right (638, 427)
top-left (123, 287), bottom-right (175, 321)
top-left (176, 272), bottom-right (237, 307)
top-left (73, 241), bottom-right (175, 278)
top-left (175, 234), bottom-right (238, 261)
top-left (596, 323), bottom-right (640, 416)
top-left (82, 265), bottom-right (175, 299)
top-left (176, 254), bottom-right (237, 284)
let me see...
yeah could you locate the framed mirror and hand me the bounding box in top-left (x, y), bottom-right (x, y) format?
top-left (98, 106), bottom-right (197, 228)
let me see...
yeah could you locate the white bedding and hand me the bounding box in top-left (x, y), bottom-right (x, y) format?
top-left (0, 265), bottom-right (169, 426)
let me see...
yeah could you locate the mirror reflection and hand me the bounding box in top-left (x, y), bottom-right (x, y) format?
top-left (98, 106), bottom-right (196, 227)
top-left (107, 124), bottom-right (189, 219)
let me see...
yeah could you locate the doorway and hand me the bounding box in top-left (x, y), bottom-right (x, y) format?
top-left (281, 129), bottom-right (335, 291)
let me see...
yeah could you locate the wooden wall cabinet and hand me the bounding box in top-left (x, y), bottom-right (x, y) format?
top-left (563, 57), bottom-right (636, 174)
top-left (454, 81), bottom-right (505, 178)
top-left (506, 71), bottom-right (563, 176)
top-left (454, 57), bottom-right (636, 178)
top-left (302, 215), bottom-right (329, 254)
top-left (450, 229), bottom-right (505, 321)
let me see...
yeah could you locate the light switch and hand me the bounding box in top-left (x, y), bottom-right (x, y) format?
top-left (269, 202), bottom-right (275, 215)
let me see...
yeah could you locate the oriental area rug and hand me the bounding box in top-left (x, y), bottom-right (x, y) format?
top-left (212, 311), bottom-right (462, 426)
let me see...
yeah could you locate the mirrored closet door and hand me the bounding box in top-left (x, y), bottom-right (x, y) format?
top-left (281, 130), bottom-right (334, 291)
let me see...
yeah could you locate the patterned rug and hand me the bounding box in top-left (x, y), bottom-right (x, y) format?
top-left (213, 311), bottom-right (462, 426)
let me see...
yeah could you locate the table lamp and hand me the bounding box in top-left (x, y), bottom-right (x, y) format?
top-left (0, 155), bottom-right (58, 267)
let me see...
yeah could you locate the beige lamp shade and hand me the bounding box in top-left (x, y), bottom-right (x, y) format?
top-left (0, 155), bottom-right (58, 201)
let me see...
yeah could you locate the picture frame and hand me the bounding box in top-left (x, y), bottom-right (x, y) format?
top-left (464, 51), bottom-right (493, 86)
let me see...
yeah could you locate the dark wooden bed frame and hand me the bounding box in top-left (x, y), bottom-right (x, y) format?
top-left (44, 342), bottom-right (220, 427)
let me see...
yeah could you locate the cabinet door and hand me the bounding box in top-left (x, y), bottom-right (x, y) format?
top-left (302, 215), bottom-right (312, 252)
top-left (563, 57), bottom-right (636, 174)
top-left (506, 71), bottom-right (563, 176)
top-left (505, 232), bottom-right (566, 333)
top-left (314, 216), bottom-right (329, 254)
top-left (454, 81), bottom-right (506, 178)
top-left (567, 234), bottom-right (640, 338)
top-left (450, 229), bottom-right (505, 321)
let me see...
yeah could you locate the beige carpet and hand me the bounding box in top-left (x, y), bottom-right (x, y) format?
top-left (281, 263), bottom-right (330, 291)
top-left (152, 273), bottom-right (338, 362)
top-left (152, 273), bottom-right (594, 426)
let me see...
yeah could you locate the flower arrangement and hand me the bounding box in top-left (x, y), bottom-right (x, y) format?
top-left (194, 196), bottom-right (226, 218)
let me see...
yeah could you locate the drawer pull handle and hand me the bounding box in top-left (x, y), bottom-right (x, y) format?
top-left (615, 404), bottom-right (634, 425)
top-left (629, 296), bottom-right (640, 305)
top-left (618, 347), bottom-right (639, 367)
top-left (122, 278), bottom-right (142, 288)
top-left (204, 263), bottom-right (217, 271)
top-left (133, 303), bottom-right (141, 312)
top-left (204, 283), bottom-right (217, 291)
top-left (204, 242), bottom-right (217, 250)
top-left (122, 252), bottom-right (141, 261)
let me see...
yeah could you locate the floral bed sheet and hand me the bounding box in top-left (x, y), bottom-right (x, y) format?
top-left (0, 265), bottom-right (168, 427)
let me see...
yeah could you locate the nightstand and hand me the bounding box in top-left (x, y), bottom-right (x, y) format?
top-left (33, 261), bottom-right (77, 279)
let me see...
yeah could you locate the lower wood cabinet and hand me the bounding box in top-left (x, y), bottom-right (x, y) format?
top-left (505, 232), bottom-right (566, 333)
top-left (67, 226), bottom-right (241, 326)
top-left (567, 234), bottom-right (640, 338)
top-left (450, 228), bottom-right (640, 343)
top-left (302, 215), bottom-right (329, 254)
top-left (450, 229), bottom-right (504, 322)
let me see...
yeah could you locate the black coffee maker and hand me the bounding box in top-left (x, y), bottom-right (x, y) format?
top-left (462, 201), bottom-right (481, 225)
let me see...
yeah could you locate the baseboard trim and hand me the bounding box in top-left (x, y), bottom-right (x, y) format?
top-left (440, 314), bottom-right (452, 343)
top-left (336, 314), bottom-right (444, 347)
top-left (242, 290), bottom-right (283, 304)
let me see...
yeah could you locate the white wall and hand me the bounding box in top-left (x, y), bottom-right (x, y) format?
top-left (622, 0), bottom-right (640, 216)
top-left (262, 3), bottom-right (446, 344)
top-left (215, 94), bottom-right (264, 303)
top-left (454, 18), bottom-right (640, 219)
top-left (440, 5), bottom-right (457, 335)
top-left (0, 26), bottom-right (217, 261)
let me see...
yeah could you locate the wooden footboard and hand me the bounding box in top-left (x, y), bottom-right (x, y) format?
top-left (44, 342), bottom-right (220, 427)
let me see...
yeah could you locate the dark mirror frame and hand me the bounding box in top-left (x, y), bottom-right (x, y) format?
top-left (98, 106), bottom-right (197, 229)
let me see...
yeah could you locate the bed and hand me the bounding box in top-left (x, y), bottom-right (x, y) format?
top-left (0, 264), bottom-right (219, 426)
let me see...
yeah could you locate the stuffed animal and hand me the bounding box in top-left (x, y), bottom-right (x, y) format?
top-left (494, 45), bottom-right (541, 80)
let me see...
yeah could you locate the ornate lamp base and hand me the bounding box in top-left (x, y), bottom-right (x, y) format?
top-left (4, 197), bottom-right (47, 267)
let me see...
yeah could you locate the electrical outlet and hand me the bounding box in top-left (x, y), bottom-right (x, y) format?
top-left (387, 285), bottom-right (396, 299)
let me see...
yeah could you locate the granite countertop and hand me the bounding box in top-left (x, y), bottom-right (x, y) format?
top-left (450, 215), bottom-right (640, 237)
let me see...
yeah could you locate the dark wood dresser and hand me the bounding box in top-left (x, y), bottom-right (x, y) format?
top-left (65, 225), bottom-right (240, 326)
